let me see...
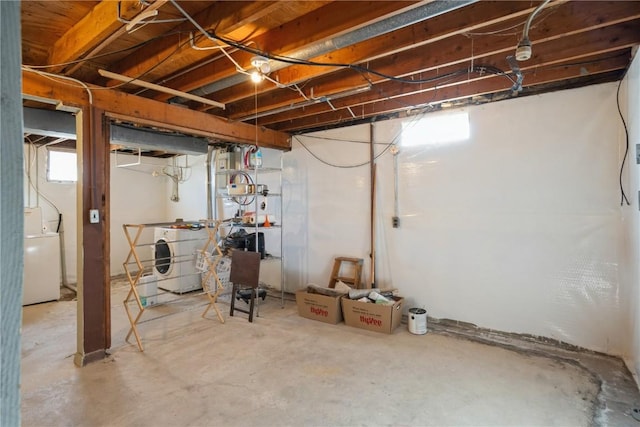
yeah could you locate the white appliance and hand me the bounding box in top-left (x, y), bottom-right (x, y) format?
top-left (153, 227), bottom-right (208, 293)
top-left (23, 233), bottom-right (61, 305)
top-left (24, 207), bottom-right (45, 235)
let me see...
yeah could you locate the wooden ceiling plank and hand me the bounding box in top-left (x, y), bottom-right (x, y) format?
top-left (259, 1), bottom-right (640, 102)
top-left (226, 13), bottom-right (640, 123)
top-left (255, 19), bottom-right (640, 126)
top-left (48, 1), bottom-right (166, 74)
top-left (271, 55), bottom-right (629, 133)
top-left (204, 1), bottom-right (538, 109)
top-left (21, 70), bottom-right (290, 149)
top-left (108, 1), bottom-right (282, 86)
top-left (215, 0), bottom-right (639, 119)
top-left (65, 1), bottom-right (170, 76)
top-left (148, 1), bottom-right (424, 102)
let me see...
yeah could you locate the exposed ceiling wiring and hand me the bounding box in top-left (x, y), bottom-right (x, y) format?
top-left (21, 66), bottom-right (94, 104)
top-left (22, 30), bottom-right (189, 70)
top-left (168, 0), bottom-right (518, 94)
top-left (462, 4), bottom-right (558, 38)
top-left (116, 1), bottom-right (186, 31)
top-left (207, 29), bottom-right (518, 87)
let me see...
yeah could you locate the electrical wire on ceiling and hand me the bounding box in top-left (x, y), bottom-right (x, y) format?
top-left (205, 29), bottom-right (519, 87)
top-left (167, 0), bottom-right (519, 94)
top-left (21, 66), bottom-right (94, 104)
top-left (23, 45), bottom-right (186, 102)
top-left (24, 0), bottom-right (521, 109)
top-left (22, 30), bottom-right (190, 70)
top-left (116, 1), bottom-right (187, 33)
top-left (462, 3), bottom-right (557, 38)
top-left (515, 0), bottom-right (552, 61)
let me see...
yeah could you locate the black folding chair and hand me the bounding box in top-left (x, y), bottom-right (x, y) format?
top-left (228, 250), bottom-right (261, 322)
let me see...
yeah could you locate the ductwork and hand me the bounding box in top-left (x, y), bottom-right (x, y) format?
top-left (173, 0), bottom-right (477, 103)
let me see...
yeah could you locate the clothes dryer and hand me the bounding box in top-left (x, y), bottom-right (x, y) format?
top-left (153, 227), bottom-right (208, 293)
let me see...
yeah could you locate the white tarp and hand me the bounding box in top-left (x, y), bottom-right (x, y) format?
top-left (283, 82), bottom-right (628, 356)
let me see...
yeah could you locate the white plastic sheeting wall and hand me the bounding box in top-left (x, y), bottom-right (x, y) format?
top-left (283, 82), bottom-right (629, 356)
top-left (622, 52), bottom-right (640, 379)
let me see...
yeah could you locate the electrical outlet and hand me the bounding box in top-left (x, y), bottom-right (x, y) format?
top-left (392, 216), bottom-right (400, 228)
top-left (89, 209), bottom-right (100, 224)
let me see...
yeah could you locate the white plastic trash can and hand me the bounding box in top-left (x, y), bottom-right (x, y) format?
top-left (138, 274), bottom-right (158, 307)
top-left (408, 308), bottom-right (427, 335)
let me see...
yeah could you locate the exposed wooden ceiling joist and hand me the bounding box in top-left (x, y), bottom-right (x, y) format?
top-left (19, 0), bottom-right (640, 135)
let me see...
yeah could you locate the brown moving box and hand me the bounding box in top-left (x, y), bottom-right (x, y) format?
top-left (341, 296), bottom-right (404, 334)
top-left (295, 290), bottom-right (344, 324)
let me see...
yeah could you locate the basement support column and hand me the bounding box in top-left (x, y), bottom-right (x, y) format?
top-left (0, 1), bottom-right (24, 424)
top-left (74, 106), bottom-right (111, 366)
top-left (370, 122), bottom-right (376, 289)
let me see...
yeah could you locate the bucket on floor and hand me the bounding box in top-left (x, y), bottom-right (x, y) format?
top-left (408, 308), bottom-right (427, 335)
top-left (137, 274), bottom-right (158, 307)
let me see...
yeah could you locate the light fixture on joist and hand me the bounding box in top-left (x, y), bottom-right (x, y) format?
top-left (250, 56), bottom-right (270, 83)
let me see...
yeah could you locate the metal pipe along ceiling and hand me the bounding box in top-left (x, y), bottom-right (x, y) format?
top-left (173, 0), bottom-right (478, 103)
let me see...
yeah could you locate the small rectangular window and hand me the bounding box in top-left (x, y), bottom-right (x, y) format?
top-left (401, 110), bottom-right (470, 147)
top-left (47, 149), bottom-right (77, 182)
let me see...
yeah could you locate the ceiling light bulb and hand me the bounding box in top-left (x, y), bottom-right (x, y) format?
top-left (515, 37), bottom-right (532, 61)
top-left (250, 71), bottom-right (264, 83)
top-left (250, 56), bottom-right (270, 74)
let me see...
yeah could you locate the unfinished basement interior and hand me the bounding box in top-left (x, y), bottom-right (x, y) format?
top-left (3, 1), bottom-right (640, 426)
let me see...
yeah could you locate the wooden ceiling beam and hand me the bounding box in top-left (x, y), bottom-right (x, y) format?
top-left (48, 1), bottom-right (166, 74)
top-left (148, 1), bottom-right (424, 102)
top-left (255, 21), bottom-right (640, 126)
top-left (226, 11), bottom-right (640, 124)
top-left (107, 1), bottom-right (283, 86)
top-left (21, 71), bottom-right (290, 149)
top-left (268, 2), bottom-right (640, 93)
top-left (219, 0), bottom-right (639, 119)
top-left (269, 50), bottom-right (630, 129)
top-left (202, 1), bottom-right (539, 111)
top-left (272, 53), bottom-right (628, 133)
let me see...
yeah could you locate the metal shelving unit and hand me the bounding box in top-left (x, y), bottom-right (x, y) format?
top-left (214, 149), bottom-right (285, 307)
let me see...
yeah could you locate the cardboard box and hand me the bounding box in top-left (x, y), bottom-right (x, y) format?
top-left (341, 296), bottom-right (404, 334)
top-left (296, 290), bottom-right (343, 324)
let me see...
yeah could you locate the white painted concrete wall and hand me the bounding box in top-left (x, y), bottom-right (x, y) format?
top-left (165, 154), bottom-right (207, 222)
top-left (24, 148), bottom-right (169, 280)
top-left (284, 82), bottom-right (629, 356)
top-left (109, 155), bottom-right (169, 276)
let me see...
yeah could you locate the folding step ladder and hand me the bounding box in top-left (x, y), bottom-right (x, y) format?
top-left (328, 257), bottom-right (364, 289)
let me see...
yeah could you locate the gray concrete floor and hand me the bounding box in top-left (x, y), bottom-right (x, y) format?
top-left (20, 282), bottom-right (640, 427)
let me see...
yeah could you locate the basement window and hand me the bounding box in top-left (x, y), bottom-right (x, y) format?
top-left (47, 149), bottom-right (77, 182)
top-left (401, 110), bottom-right (470, 147)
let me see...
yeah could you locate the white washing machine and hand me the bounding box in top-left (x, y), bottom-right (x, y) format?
top-left (23, 233), bottom-right (61, 305)
top-left (153, 227), bottom-right (208, 293)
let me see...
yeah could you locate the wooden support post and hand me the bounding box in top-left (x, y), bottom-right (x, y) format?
top-left (74, 107), bottom-right (111, 366)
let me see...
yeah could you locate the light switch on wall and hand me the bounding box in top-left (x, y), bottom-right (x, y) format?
top-left (89, 209), bottom-right (100, 224)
